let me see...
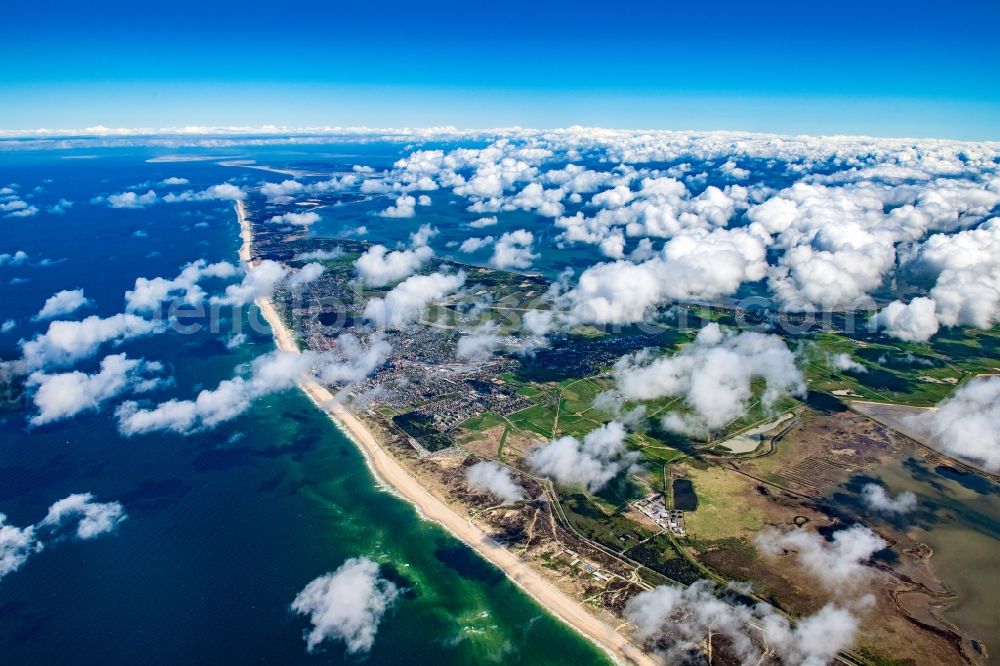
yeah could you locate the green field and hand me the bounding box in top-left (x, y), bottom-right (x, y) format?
top-left (680, 466), bottom-right (765, 540)
top-left (457, 411), bottom-right (505, 432)
top-left (628, 432), bottom-right (686, 466)
top-left (803, 330), bottom-right (976, 405)
top-left (507, 403), bottom-right (558, 438)
top-left (559, 377), bottom-right (608, 415)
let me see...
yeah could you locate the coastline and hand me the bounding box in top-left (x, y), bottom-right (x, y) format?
top-left (234, 201), bottom-right (655, 666)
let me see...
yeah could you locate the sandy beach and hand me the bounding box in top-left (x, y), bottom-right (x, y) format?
top-left (234, 201), bottom-right (654, 666)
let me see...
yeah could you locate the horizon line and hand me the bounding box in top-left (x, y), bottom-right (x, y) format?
top-left (2, 124), bottom-right (999, 145)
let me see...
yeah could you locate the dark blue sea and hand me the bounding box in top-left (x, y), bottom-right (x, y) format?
top-left (0, 145), bottom-right (611, 665)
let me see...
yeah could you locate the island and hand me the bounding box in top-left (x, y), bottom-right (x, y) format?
top-left (236, 191), bottom-right (998, 666)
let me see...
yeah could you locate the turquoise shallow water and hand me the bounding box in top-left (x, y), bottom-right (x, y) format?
top-left (0, 148), bottom-right (611, 665)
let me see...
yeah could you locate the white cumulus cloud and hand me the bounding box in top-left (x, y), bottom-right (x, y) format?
top-left (755, 524), bottom-right (886, 591)
top-left (38, 493), bottom-right (127, 540)
top-left (860, 483), bottom-right (917, 515)
top-left (829, 352), bottom-right (867, 373)
top-left (287, 262), bottom-right (325, 289)
top-left (466, 461), bottom-right (525, 504)
top-left (379, 194), bottom-right (417, 218)
top-left (315, 334), bottom-right (392, 389)
top-left (458, 236), bottom-right (494, 253)
top-left (105, 190), bottom-right (158, 208)
top-left (268, 211), bottom-right (321, 227)
top-left (874, 297), bottom-right (940, 342)
top-left (354, 243), bottom-right (433, 287)
top-left (363, 271), bottom-right (465, 329)
top-left (20, 313), bottom-right (163, 371)
top-left (491, 229), bottom-right (537, 270)
top-left (126, 259), bottom-right (237, 313)
top-left (559, 227), bottom-right (768, 325)
top-left (116, 337), bottom-right (389, 435)
top-left (211, 260), bottom-right (288, 306)
top-left (904, 375), bottom-right (1000, 471)
top-left (27, 353), bottom-right (165, 425)
top-left (528, 421), bottom-right (638, 491)
top-left (1, 493), bottom-right (126, 581)
top-left (456, 322), bottom-right (503, 361)
top-left (291, 557), bottom-right (399, 655)
top-left (626, 579), bottom-right (863, 666)
top-left (613, 324), bottom-right (805, 435)
top-left (116, 349), bottom-right (309, 435)
top-left (35, 288), bottom-right (92, 320)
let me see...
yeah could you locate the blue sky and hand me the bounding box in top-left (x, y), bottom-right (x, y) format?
top-left (2, 0), bottom-right (998, 139)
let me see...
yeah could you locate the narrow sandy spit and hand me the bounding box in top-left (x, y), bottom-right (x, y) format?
top-left (234, 201), bottom-right (655, 666)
